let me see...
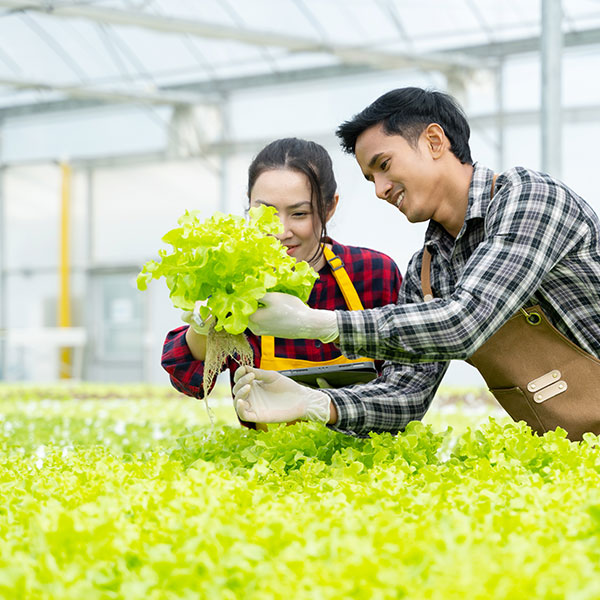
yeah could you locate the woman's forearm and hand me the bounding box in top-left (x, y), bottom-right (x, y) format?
top-left (185, 327), bottom-right (208, 361)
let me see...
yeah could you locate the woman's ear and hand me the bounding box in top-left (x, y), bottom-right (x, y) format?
top-left (326, 194), bottom-right (340, 223)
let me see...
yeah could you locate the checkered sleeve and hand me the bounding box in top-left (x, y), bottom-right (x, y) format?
top-left (325, 360), bottom-right (448, 437)
top-left (161, 325), bottom-right (210, 398)
top-left (324, 255), bottom-right (447, 436)
top-left (335, 176), bottom-right (588, 363)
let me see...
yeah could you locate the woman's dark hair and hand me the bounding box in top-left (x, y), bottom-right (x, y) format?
top-left (247, 137), bottom-right (337, 265)
top-left (336, 87), bottom-right (473, 164)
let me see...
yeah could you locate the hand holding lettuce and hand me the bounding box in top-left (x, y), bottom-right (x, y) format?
top-left (137, 205), bottom-right (319, 412)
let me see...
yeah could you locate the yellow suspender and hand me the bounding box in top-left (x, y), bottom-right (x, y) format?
top-left (321, 246), bottom-right (364, 311)
top-left (260, 246), bottom-right (368, 369)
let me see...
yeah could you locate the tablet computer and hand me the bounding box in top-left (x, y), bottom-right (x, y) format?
top-left (278, 361), bottom-right (377, 388)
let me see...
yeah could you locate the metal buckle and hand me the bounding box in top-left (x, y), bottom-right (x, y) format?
top-left (327, 254), bottom-right (344, 271)
top-left (520, 308), bottom-right (542, 326)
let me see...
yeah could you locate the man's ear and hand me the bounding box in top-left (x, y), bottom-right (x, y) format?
top-left (424, 123), bottom-right (447, 159)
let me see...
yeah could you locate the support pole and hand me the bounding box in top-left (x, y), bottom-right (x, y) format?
top-left (446, 69), bottom-right (468, 110)
top-left (0, 140), bottom-right (5, 380)
top-left (541, 0), bottom-right (563, 178)
top-left (83, 166), bottom-right (94, 381)
top-left (495, 61), bottom-right (505, 172)
top-left (59, 162), bottom-right (72, 378)
top-left (219, 93), bottom-right (230, 213)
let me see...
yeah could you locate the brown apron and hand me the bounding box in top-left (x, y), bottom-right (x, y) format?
top-left (420, 176), bottom-right (600, 441)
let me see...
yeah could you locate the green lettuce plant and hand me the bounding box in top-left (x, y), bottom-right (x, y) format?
top-left (137, 205), bottom-right (318, 335)
top-left (2, 384), bottom-right (600, 599)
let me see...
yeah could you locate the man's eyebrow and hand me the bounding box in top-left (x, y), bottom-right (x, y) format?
top-left (368, 152), bottom-right (384, 169)
top-left (362, 152), bottom-right (383, 181)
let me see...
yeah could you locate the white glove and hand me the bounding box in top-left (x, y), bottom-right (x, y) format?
top-left (248, 292), bottom-right (339, 343)
top-left (181, 300), bottom-right (214, 335)
top-left (233, 366), bottom-right (331, 424)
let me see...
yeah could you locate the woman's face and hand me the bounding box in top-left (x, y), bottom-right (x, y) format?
top-left (249, 168), bottom-right (322, 266)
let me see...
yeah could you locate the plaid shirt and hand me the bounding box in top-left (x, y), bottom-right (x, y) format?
top-left (162, 238), bottom-right (402, 406)
top-left (327, 163), bottom-right (600, 437)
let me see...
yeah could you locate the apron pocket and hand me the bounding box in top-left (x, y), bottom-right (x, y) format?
top-left (489, 386), bottom-right (547, 436)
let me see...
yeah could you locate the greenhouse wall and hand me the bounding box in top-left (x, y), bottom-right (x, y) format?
top-left (2, 48), bottom-right (600, 385)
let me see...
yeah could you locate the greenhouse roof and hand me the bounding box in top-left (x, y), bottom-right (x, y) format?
top-left (1, 0), bottom-right (600, 117)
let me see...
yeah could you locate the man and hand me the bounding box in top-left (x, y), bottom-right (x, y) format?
top-left (233, 87), bottom-right (600, 440)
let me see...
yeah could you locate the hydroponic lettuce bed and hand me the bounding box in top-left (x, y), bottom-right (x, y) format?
top-left (0, 384), bottom-right (599, 600)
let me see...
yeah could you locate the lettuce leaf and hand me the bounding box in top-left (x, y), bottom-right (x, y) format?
top-left (137, 205), bottom-right (318, 334)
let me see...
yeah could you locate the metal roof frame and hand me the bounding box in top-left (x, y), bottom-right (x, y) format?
top-left (1, 22), bottom-right (599, 119)
top-left (0, 0), bottom-right (492, 112)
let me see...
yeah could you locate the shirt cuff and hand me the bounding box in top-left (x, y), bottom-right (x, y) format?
top-left (322, 387), bottom-right (370, 438)
top-left (335, 309), bottom-right (374, 359)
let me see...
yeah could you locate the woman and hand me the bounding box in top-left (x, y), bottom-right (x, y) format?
top-left (161, 137), bottom-right (402, 428)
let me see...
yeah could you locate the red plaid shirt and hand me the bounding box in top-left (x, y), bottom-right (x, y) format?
top-left (161, 239), bottom-right (402, 406)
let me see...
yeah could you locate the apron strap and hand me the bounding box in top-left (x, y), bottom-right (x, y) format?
top-left (261, 332), bottom-right (276, 360)
top-left (322, 245), bottom-right (365, 311)
top-left (421, 248), bottom-right (434, 302)
top-left (491, 174), bottom-right (497, 199)
top-left (421, 173), bottom-right (498, 302)
top-left (261, 244), bottom-right (364, 362)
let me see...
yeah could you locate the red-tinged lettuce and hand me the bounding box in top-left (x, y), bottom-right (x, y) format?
top-left (137, 206), bottom-right (318, 334)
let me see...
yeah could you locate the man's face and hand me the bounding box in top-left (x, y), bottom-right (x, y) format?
top-left (355, 123), bottom-right (440, 224)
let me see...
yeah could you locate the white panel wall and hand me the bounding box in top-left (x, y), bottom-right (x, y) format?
top-left (92, 159), bottom-right (220, 264)
top-left (3, 46), bottom-right (600, 385)
top-left (3, 107), bottom-right (169, 164)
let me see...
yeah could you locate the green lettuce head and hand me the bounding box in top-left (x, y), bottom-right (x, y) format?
top-left (137, 205), bottom-right (318, 335)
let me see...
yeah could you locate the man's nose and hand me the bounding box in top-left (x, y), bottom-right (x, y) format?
top-left (374, 175), bottom-right (392, 200)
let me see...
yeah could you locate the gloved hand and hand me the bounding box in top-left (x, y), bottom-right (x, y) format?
top-left (248, 292), bottom-right (339, 343)
top-left (233, 366), bottom-right (331, 424)
top-left (181, 300), bottom-right (214, 335)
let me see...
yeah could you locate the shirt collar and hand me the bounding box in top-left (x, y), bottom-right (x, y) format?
top-left (424, 162), bottom-right (495, 250)
top-left (466, 162), bottom-right (496, 222)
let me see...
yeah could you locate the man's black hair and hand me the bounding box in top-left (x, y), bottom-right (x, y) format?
top-left (335, 87), bottom-right (473, 164)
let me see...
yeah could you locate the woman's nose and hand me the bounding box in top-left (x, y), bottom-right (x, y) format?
top-left (276, 217), bottom-right (292, 239)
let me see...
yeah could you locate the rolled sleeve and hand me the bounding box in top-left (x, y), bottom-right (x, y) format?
top-left (161, 326), bottom-right (206, 398)
top-left (335, 180), bottom-right (588, 364)
top-left (325, 359), bottom-right (448, 437)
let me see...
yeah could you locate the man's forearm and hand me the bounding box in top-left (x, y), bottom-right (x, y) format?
top-left (325, 360), bottom-right (448, 436)
top-left (336, 300), bottom-right (479, 362)
top-left (327, 400), bottom-right (338, 425)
